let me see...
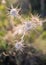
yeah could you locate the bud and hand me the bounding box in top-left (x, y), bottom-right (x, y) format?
top-left (15, 41), bottom-right (24, 51)
top-left (10, 8), bottom-right (18, 17)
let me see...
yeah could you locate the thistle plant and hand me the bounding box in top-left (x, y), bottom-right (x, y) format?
top-left (1, 0), bottom-right (43, 52)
